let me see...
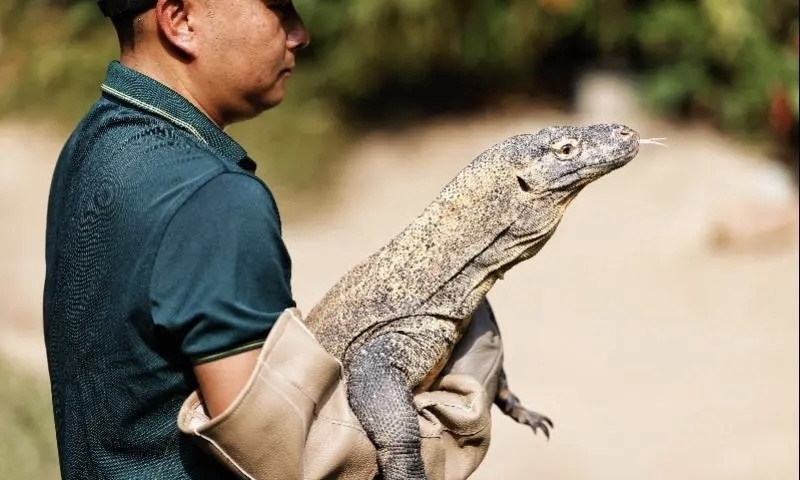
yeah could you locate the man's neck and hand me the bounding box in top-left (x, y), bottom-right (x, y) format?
top-left (119, 51), bottom-right (225, 128)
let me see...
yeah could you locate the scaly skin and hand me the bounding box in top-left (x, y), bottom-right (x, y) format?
top-left (304, 123), bottom-right (642, 480)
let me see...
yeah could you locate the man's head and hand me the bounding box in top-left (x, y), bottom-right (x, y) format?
top-left (102, 0), bottom-right (310, 126)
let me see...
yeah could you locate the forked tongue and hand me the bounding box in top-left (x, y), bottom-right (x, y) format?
top-left (639, 137), bottom-right (668, 147)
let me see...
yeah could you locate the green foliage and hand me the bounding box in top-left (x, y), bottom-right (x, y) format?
top-left (632, 0), bottom-right (799, 137)
top-left (0, 0), bottom-right (796, 201)
top-left (292, 0), bottom-right (798, 138)
top-left (292, 0), bottom-right (596, 121)
top-left (0, 361), bottom-right (59, 479)
top-left (0, 0), bottom-right (117, 123)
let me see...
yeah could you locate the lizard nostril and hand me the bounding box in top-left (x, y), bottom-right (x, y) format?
top-left (618, 130), bottom-right (631, 137)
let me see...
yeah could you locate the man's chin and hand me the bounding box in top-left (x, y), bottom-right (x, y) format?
top-left (236, 90), bottom-right (285, 119)
top-left (260, 86), bottom-right (286, 111)
top-left (224, 99), bottom-right (283, 126)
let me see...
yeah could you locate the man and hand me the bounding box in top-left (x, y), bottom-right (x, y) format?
top-left (45, 0), bottom-right (310, 477)
top-left (44, 0), bottom-right (502, 478)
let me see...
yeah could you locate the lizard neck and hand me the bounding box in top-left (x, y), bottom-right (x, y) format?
top-left (422, 207), bottom-right (561, 320)
top-left (374, 153), bottom-right (562, 321)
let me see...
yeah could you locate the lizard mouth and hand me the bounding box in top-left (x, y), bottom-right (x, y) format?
top-left (560, 147), bottom-right (638, 179)
top-left (589, 139), bottom-right (641, 171)
top-left (608, 144), bottom-right (639, 167)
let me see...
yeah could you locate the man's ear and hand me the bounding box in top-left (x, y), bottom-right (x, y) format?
top-left (153, 0), bottom-right (197, 58)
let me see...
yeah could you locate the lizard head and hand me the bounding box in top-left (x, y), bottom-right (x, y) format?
top-left (513, 123), bottom-right (640, 198)
top-left (488, 123), bottom-right (642, 250)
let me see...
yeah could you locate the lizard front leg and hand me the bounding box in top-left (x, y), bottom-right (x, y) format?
top-left (346, 332), bottom-right (439, 480)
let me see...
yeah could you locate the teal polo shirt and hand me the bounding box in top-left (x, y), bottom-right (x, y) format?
top-left (43, 60), bottom-right (295, 479)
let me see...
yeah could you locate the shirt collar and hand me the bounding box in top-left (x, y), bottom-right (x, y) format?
top-left (100, 60), bottom-right (255, 172)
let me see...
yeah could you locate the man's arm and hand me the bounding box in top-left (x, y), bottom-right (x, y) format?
top-left (194, 349), bottom-right (261, 418)
top-left (175, 302), bottom-right (506, 480)
top-left (149, 172), bottom-right (295, 418)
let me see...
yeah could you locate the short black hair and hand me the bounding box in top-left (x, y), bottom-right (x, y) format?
top-left (98, 0), bottom-right (156, 18)
top-left (110, 12), bottom-right (134, 49)
top-left (99, 0), bottom-right (153, 49)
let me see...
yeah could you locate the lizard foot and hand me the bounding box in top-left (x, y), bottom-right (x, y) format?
top-left (494, 369), bottom-right (554, 439)
top-left (498, 394), bottom-right (554, 439)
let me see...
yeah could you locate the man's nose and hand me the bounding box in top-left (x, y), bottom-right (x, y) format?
top-left (287, 18), bottom-right (310, 51)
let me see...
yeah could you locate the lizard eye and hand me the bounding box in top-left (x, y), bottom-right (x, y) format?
top-left (552, 138), bottom-right (580, 160)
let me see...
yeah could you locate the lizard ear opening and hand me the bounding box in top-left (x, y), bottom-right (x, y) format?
top-left (516, 175), bottom-right (532, 192)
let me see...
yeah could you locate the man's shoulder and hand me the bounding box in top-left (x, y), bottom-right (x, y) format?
top-left (63, 97), bottom-right (243, 179)
top-left (54, 97), bottom-right (268, 223)
top-left (100, 98), bottom-right (232, 166)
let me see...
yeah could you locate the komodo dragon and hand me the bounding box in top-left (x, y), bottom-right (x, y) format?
top-left (303, 123), bottom-right (663, 480)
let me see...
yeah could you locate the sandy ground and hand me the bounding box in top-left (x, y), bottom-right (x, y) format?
top-left (1, 79), bottom-right (797, 479)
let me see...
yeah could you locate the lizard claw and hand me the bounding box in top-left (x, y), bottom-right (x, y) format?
top-left (494, 369), bottom-right (554, 440)
top-left (495, 388), bottom-right (554, 440)
top-left (516, 409), bottom-right (554, 440)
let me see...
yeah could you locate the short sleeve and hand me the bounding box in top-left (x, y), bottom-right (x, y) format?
top-left (150, 172), bottom-right (295, 364)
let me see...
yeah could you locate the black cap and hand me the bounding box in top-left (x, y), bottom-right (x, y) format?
top-left (97, 0), bottom-right (156, 17)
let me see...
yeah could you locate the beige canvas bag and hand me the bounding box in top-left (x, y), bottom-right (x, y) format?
top-left (177, 303), bottom-right (503, 480)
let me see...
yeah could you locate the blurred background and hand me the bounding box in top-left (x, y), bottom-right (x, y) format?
top-left (0, 0), bottom-right (797, 478)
